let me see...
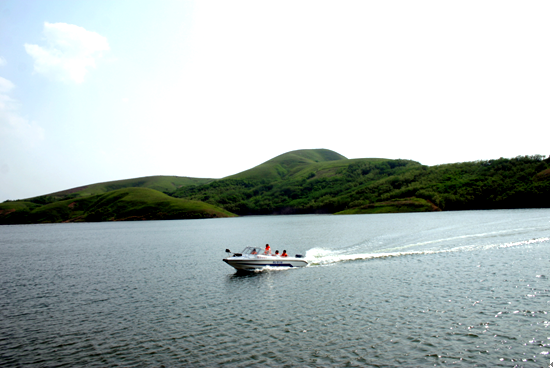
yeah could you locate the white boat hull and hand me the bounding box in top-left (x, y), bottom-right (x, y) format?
top-left (223, 255), bottom-right (308, 271)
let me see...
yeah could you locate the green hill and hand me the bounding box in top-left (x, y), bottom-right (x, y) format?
top-left (173, 153), bottom-right (549, 215)
top-left (0, 188), bottom-right (235, 224)
top-left (1, 149), bottom-right (549, 225)
top-left (173, 153), bottom-right (425, 215)
top-left (336, 197), bottom-right (440, 215)
top-left (225, 149), bottom-right (348, 181)
top-left (49, 175), bottom-right (214, 199)
top-left (8, 175), bottom-right (214, 209)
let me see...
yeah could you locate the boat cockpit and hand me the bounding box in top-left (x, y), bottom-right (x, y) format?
top-left (226, 247), bottom-right (267, 257)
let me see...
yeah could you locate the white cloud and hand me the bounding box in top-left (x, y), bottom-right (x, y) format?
top-left (24, 22), bottom-right (109, 83)
top-left (0, 76), bottom-right (45, 148)
top-left (0, 76), bottom-right (14, 94)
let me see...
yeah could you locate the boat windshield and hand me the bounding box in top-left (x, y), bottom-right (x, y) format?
top-left (241, 247), bottom-right (264, 255)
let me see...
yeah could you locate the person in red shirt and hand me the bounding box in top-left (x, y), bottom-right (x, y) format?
top-left (281, 250), bottom-right (288, 257)
top-left (263, 244), bottom-right (271, 255)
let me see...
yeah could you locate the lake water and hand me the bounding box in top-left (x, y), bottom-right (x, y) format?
top-left (0, 209), bottom-right (549, 367)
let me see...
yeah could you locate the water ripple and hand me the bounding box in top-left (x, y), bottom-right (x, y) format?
top-left (0, 210), bottom-right (549, 366)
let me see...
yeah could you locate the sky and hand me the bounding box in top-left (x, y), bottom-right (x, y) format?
top-left (0, 0), bottom-right (551, 202)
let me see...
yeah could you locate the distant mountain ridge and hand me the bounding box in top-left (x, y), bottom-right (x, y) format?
top-left (0, 149), bottom-right (549, 224)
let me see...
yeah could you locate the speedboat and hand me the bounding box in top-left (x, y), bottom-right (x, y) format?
top-left (223, 247), bottom-right (308, 271)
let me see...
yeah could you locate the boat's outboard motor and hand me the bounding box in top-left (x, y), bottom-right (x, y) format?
top-left (225, 249), bottom-right (241, 257)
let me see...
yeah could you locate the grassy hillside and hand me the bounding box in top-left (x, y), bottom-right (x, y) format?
top-left (37, 176), bottom-right (214, 203)
top-left (1, 149), bottom-right (549, 224)
top-left (225, 149), bottom-right (348, 181)
top-left (173, 151), bottom-right (424, 214)
top-left (173, 154), bottom-right (549, 215)
top-left (0, 188), bottom-right (235, 224)
top-left (336, 198), bottom-right (440, 215)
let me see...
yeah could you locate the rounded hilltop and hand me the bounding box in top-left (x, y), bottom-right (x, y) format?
top-left (225, 148), bottom-right (348, 181)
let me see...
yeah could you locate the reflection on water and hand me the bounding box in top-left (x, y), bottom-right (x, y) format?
top-left (227, 270), bottom-right (266, 281)
top-left (0, 209), bottom-right (549, 367)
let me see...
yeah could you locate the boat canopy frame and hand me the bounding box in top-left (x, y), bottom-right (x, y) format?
top-left (241, 247), bottom-right (265, 256)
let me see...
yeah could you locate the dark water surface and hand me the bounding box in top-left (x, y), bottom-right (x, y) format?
top-left (0, 209), bottom-right (549, 367)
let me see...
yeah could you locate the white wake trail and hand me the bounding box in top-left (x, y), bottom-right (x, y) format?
top-left (305, 237), bottom-right (550, 266)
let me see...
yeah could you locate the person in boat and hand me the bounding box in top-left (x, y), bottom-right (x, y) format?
top-left (251, 249), bottom-right (257, 255)
top-left (274, 250), bottom-right (280, 256)
top-left (281, 250), bottom-right (288, 257)
top-left (263, 244), bottom-right (271, 255)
